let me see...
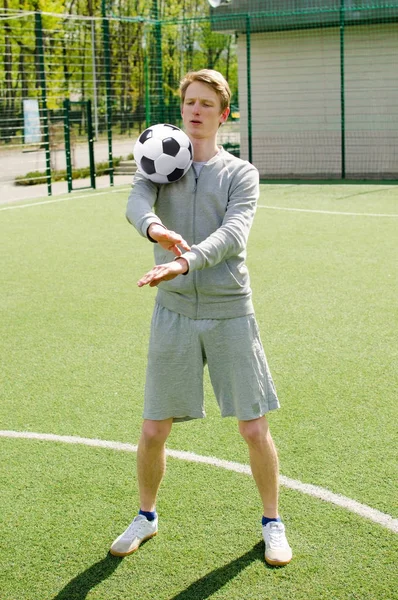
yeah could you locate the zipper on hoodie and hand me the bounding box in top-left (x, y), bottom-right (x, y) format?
top-left (192, 168), bottom-right (200, 318)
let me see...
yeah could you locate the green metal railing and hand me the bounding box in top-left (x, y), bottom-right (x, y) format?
top-left (63, 99), bottom-right (96, 193)
top-left (246, 14), bottom-right (252, 165)
top-left (102, 0), bottom-right (114, 186)
top-left (339, 0), bottom-right (346, 179)
top-left (35, 11), bottom-right (52, 196)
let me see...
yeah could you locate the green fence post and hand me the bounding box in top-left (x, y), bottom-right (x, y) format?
top-left (246, 14), bottom-right (253, 164)
top-left (340, 0), bottom-right (346, 179)
top-left (102, 0), bottom-right (114, 185)
top-left (35, 11), bottom-right (52, 196)
top-left (86, 99), bottom-right (96, 189)
top-left (151, 0), bottom-right (164, 123)
top-left (144, 27), bottom-right (151, 128)
top-left (63, 99), bottom-right (73, 193)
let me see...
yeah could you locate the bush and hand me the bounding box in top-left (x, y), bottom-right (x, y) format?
top-left (15, 158), bottom-right (122, 186)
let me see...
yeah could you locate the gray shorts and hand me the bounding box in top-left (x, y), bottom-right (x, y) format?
top-left (143, 303), bottom-right (280, 422)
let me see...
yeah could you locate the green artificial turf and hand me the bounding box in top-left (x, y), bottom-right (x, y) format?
top-left (1, 438), bottom-right (397, 600)
top-left (1, 184), bottom-right (397, 599)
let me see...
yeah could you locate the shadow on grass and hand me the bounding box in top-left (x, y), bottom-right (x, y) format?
top-left (51, 552), bottom-right (123, 600)
top-left (52, 541), bottom-right (272, 599)
top-left (169, 541), bottom-right (269, 600)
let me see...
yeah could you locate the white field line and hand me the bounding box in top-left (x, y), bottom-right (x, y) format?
top-left (1, 430), bottom-right (397, 534)
top-left (258, 205), bottom-right (398, 218)
top-left (3, 194), bottom-right (397, 218)
top-left (0, 187), bottom-right (129, 212)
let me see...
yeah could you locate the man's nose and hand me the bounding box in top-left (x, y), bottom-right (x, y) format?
top-left (193, 101), bottom-right (200, 113)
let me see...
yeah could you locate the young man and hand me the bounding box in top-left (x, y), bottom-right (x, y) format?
top-left (110, 69), bottom-right (292, 566)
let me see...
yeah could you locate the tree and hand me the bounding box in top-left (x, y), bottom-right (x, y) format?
top-left (0, 0), bottom-right (237, 145)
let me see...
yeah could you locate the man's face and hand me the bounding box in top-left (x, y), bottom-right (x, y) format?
top-left (181, 81), bottom-right (230, 140)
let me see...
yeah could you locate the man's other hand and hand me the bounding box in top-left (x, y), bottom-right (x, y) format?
top-left (148, 224), bottom-right (190, 256)
top-left (137, 258), bottom-right (189, 288)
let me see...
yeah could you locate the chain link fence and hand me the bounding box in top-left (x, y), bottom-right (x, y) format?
top-left (1, 1), bottom-right (397, 196)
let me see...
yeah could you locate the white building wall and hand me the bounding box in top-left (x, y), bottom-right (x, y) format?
top-left (238, 23), bottom-right (398, 178)
top-left (344, 24), bottom-right (398, 178)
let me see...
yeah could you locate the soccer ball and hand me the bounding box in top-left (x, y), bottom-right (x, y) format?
top-left (133, 123), bottom-right (193, 184)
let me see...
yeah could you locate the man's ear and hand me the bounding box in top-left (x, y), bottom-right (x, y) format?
top-left (219, 107), bottom-right (230, 124)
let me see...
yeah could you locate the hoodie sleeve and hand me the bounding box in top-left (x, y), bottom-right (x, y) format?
top-left (181, 162), bottom-right (259, 271)
top-left (125, 171), bottom-right (163, 238)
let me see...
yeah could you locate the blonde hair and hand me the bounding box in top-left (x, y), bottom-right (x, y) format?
top-left (180, 69), bottom-right (231, 112)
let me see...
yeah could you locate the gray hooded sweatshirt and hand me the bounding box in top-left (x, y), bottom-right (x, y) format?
top-left (126, 147), bottom-right (260, 320)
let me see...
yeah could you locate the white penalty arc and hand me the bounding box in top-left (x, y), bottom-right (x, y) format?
top-left (2, 430), bottom-right (397, 534)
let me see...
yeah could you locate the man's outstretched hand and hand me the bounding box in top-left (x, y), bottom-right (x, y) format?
top-left (148, 223), bottom-right (190, 257)
top-left (137, 258), bottom-right (189, 288)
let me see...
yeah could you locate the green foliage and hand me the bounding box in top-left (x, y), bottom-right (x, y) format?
top-left (14, 157), bottom-right (122, 185)
top-left (0, 1), bottom-right (238, 144)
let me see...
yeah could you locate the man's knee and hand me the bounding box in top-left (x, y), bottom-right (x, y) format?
top-left (141, 418), bottom-right (173, 446)
top-left (238, 416), bottom-right (270, 447)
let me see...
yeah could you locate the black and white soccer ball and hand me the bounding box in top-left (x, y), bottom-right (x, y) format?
top-left (133, 123), bottom-right (193, 184)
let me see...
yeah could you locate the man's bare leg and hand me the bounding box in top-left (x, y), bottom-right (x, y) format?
top-left (137, 418), bottom-right (173, 511)
top-left (109, 418), bottom-right (173, 556)
top-left (239, 415), bottom-right (292, 565)
top-left (238, 416), bottom-right (279, 517)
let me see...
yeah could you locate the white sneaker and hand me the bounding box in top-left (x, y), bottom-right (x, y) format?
top-left (262, 521), bottom-right (292, 566)
top-left (110, 514), bottom-right (158, 557)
